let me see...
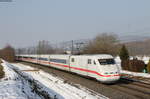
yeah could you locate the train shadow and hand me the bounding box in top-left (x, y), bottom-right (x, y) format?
top-left (106, 77), bottom-right (135, 85)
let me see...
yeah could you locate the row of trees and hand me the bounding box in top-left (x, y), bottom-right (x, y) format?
top-left (15, 33), bottom-right (120, 55)
top-left (16, 40), bottom-right (65, 55)
top-left (16, 33), bottom-right (150, 57)
top-left (83, 33), bottom-right (119, 55)
top-left (83, 33), bottom-right (150, 56)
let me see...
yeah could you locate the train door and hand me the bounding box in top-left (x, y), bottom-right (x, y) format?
top-left (87, 57), bottom-right (98, 78)
top-left (79, 57), bottom-right (88, 76)
top-left (48, 55), bottom-right (51, 67)
top-left (70, 56), bottom-right (87, 76)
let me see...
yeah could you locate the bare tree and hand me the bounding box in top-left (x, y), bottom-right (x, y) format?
top-left (37, 40), bottom-right (55, 54)
top-left (83, 33), bottom-right (119, 55)
top-left (0, 45), bottom-right (15, 62)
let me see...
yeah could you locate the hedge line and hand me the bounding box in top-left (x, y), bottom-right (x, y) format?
top-left (121, 59), bottom-right (145, 72)
top-left (121, 58), bottom-right (150, 73)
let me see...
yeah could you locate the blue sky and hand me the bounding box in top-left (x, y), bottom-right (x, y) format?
top-left (0, 0), bottom-right (150, 48)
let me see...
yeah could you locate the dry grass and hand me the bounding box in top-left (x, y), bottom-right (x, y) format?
top-left (0, 59), bottom-right (3, 64)
top-left (0, 59), bottom-right (4, 78)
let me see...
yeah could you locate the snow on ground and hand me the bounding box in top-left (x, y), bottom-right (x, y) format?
top-left (121, 70), bottom-right (150, 78)
top-left (10, 62), bottom-right (108, 99)
top-left (0, 61), bottom-right (41, 99)
top-left (135, 56), bottom-right (150, 64)
top-left (114, 56), bottom-right (122, 70)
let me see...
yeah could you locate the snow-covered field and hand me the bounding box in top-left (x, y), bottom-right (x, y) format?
top-left (0, 60), bottom-right (108, 99)
top-left (0, 61), bottom-right (41, 99)
top-left (121, 70), bottom-right (150, 78)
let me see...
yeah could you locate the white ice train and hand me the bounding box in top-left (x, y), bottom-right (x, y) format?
top-left (16, 54), bottom-right (121, 83)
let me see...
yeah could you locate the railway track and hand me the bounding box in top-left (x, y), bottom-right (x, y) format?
top-left (111, 79), bottom-right (150, 99)
top-left (16, 61), bottom-right (150, 99)
top-left (120, 78), bottom-right (150, 89)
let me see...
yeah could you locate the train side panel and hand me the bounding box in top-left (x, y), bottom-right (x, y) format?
top-left (38, 55), bottom-right (50, 66)
top-left (49, 55), bottom-right (70, 71)
top-left (86, 56), bottom-right (100, 78)
top-left (70, 56), bottom-right (101, 79)
top-left (70, 56), bottom-right (89, 76)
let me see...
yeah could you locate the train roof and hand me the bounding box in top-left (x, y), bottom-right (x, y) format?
top-left (78, 54), bottom-right (112, 56)
top-left (72, 54), bottom-right (113, 58)
top-left (16, 54), bottom-right (113, 58)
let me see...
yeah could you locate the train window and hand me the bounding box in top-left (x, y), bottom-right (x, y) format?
top-left (31, 57), bottom-right (36, 59)
top-left (88, 59), bottom-right (92, 64)
top-left (50, 58), bottom-right (67, 64)
top-left (39, 58), bottom-right (48, 61)
top-left (98, 59), bottom-right (115, 65)
top-left (93, 60), bottom-right (96, 65)
top-left (18, 56), bottom-right (22, 58)
top-left (23, 57), bottom-right (28, 58)
top-left (71, 58), bottom-right (75, 62)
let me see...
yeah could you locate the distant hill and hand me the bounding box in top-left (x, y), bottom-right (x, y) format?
top-left (118, 32), bottom-right (150, 43)
top-left (124, 38), bottom-right (150, 55)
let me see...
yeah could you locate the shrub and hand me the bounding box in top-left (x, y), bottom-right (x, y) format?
top-left (0, 45), bottom-right (15, 62)
top-left (121, 60), bottom-right (129, 70)
top-left (130, 59), bottom-right (145, 72)
top-left (147, 60), bottom-right (150, 73)
top-left (121, 58), bottom-right (145, 72)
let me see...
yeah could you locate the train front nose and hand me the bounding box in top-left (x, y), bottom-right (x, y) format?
top-left (98, 72), bottom-right (121, 83)
top-left (101, 75), bottom-right (120, 83)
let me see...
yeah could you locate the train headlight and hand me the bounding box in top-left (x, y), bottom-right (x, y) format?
top-left (104, 72), bottom-right (108, 75)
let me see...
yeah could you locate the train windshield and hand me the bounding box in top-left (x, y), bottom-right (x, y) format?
top-left (98, 59), bottom-right (115, 65)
